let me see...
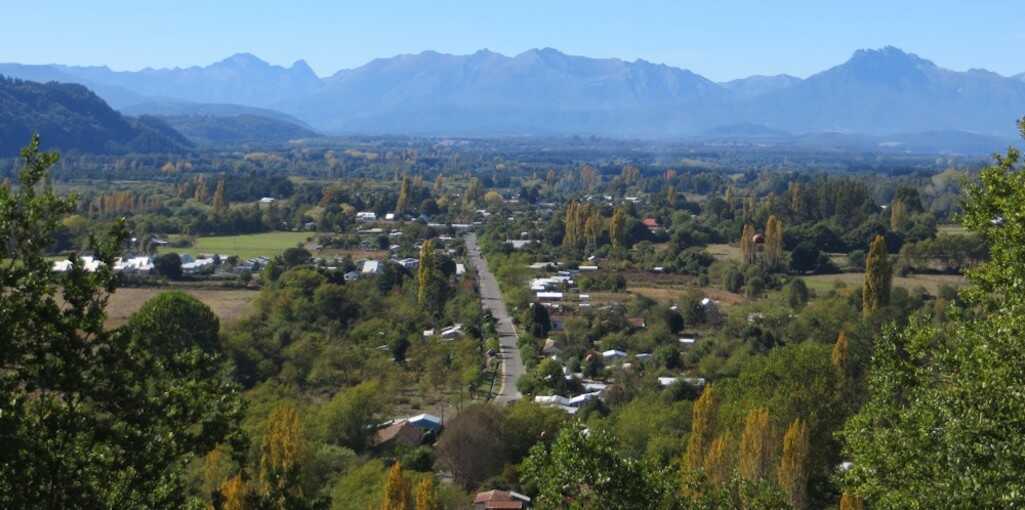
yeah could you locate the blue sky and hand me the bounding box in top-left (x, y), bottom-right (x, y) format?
top-left (3, 1), bottom-right (1022, 81)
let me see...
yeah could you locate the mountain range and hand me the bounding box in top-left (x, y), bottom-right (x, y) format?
top-left (2, 46), bottom-right (1024, 141)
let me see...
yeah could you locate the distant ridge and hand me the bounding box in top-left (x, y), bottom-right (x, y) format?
top-left (3, 47), bottom-right (1024, 138)
top-left (0, 75), bottom-right (191, 156)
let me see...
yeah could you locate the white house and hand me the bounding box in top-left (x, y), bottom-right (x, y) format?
top-left (455, 263), bottom-right (466, 276)
top-left (182, 258), bottom-right (215, 275)
top-left (356, 211), bottom-right (377, 222)
top-left (361, 260), bottom-right (381, 275)
top-left (504, 240), bottom-right (534, 250)
top-left (114, 256), bottom-right (154, 273)
top-left (536, 292), bottom-right (564, 301)
top-left (602, 349), bottom-right (627, 361)
top-left (439, 324), bottom-right (464, 340)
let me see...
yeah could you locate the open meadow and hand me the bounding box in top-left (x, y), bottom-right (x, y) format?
top-left (801, 272), bottom-right (966, 295)
top-left (160, 232), bottom-right (311, 259)
top-left (103, 287), bottom-right (259, 328)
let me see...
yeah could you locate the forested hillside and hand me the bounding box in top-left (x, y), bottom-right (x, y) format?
top-left (0, 76), bottom-right (191, 156)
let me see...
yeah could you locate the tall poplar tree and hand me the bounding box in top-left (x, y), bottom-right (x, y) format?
top-left (381, 463), bottom-right (411, 510)
top-left (778, 418), bottom-right (810, 510)
top-left (703, 435), bottom-right (731, 487)
top-left (609, 207), bottom-right (626, 251)
top-left (685, 384), bottom-right (719, 471)
top-left (739, 408), bottom-right (773, 482)
top-left (862, 235), bottom-right (892, 315)
top-left (414, 477), bottom-right (439, 510)
top-left (765, 215), bottom-right (784, 268)
top-left (212, 178), bottom-right (227, 213)
top-left (889, 199), bottom-right (907, 231)
top-left (740, 224), bottom-right (757, 265)
top-left (396, 175), bottom-right (412, 214)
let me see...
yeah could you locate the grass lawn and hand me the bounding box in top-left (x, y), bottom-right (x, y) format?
top-left (938, 224), bottom-right (970, 236)
top-left (161, 232), bottom-right (311, 259)
top-left (707, 243), bottom-right (741, 262)
top-left (102, 287), bottom-right (259, 328)
top-left (801, 272), bottom-right (966, 295)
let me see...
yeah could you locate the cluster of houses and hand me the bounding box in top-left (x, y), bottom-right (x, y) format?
top-left (51, 253), bottom-right (270, 277)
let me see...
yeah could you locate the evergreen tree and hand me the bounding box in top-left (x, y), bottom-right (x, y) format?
top-left (381, 463), bottom-right (412, 510)
top-left (685, 384), bottom-right (719, 471)
top-left (739, 408), bottom-right (773, 482)
top-left (778, 418), bottom-right (810, 510)
top-left (862, 235), bottom-right (892, 315)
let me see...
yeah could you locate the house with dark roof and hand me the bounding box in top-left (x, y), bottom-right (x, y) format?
top-left (373, 420), bottom-right (424, 450)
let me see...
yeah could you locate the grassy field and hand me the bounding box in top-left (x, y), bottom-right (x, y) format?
top-left (707, 243), bottom-right (741, 262)
top-left (104, 287), bottom-right (258, 328)
top-left (938, 224), bottom-right (970, 236)
top-left (801, 272), bottom-right (966, 295)
top-left (161, 232), bottom-right (311, 259)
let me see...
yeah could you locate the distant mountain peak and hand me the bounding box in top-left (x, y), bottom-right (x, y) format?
top-left (1015, 72), bottom-right (1025, 82)
top-left (290, 59), bottom-right (315, 74)
top-left (848, 46), bottom-right (933, 67)
top-left (219, 52), bottom-right (268, 67)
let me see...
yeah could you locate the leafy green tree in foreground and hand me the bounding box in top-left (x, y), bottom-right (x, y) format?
top-left (521, 426), bottom-right (669, 509)
top-left (0, 136), bottom-right (243, 509)
top-left (842, 118), bottom-right (1025, 507)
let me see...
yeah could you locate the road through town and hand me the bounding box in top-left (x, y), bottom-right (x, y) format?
top-left (466, 233), bottom-right (524, 404)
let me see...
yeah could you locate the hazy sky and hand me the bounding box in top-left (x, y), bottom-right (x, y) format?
top-left (3, 1), bottom-right (1022, 81)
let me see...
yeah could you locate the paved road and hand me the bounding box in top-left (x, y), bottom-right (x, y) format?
top-left (466, 233), bottom-right (524, 404)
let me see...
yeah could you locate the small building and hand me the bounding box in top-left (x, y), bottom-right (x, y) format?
top-left (602, 349), bottom-right (627, 361)
top-left (679, 337), bottom-right (697, 346)
top-left (455, 263), bottom-right (466, 276)
top-left (642, 217), bottom-right (660, 231)
top-left (373, 420), bottom-right (424, 450)
top-left (578, 265), bottom-right (599, 271)
top-left (384, 213), bottom-right (396, 221)
top-left (259, 197), bottom-right (276, 204)
top-left (356, 211), bottom-right (377, 222)
top-left (395, 258), bottom-right (419, 270)
top-left (536, 292), bottom-right (564, 301)
top-left (473, 490), bottom-right (531, 510)
top-left (439, 324), bottom-right (464, 340)
top-left (182, 258), bottom-right (215, 275)
top-left (361, 260), bottom-right (381, 275)
top-left (504, 240), bottom-right (534, 250)
top-left (406, 413), bottom-right (443, 433)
